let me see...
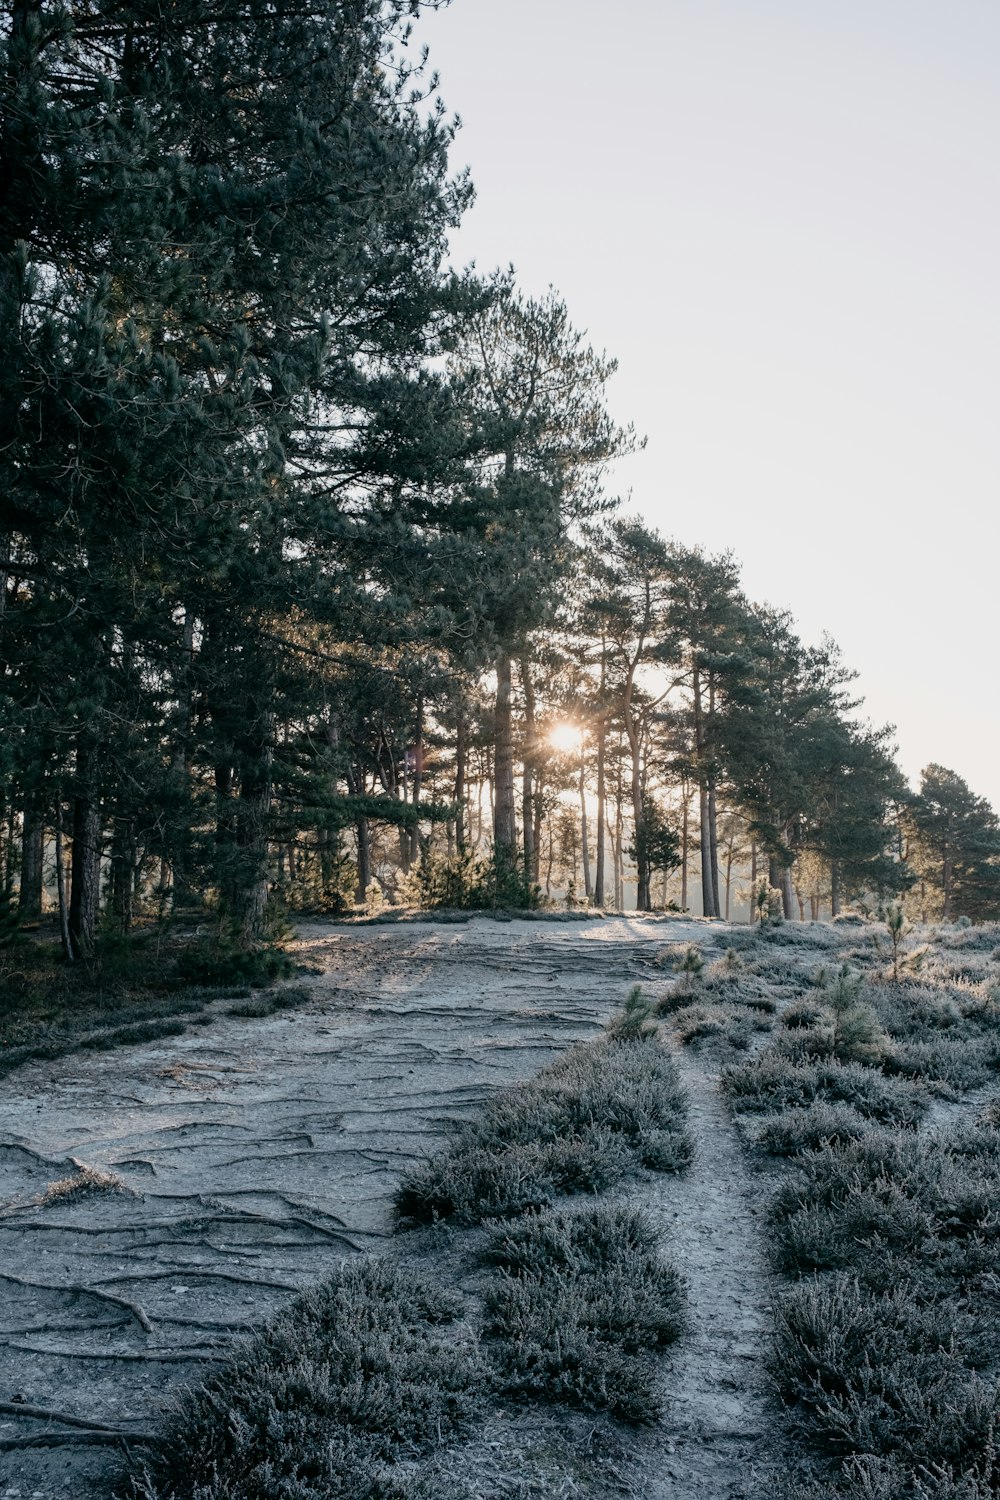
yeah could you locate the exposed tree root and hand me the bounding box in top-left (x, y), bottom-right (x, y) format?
top-left (3, 1341), bottom-right (225, 1362)
top-left (0, 1430), bottom-right (157, 1449)
top-left (0, 1271), bottom-right (155, 1332)
top-left (0, 1399), bottom-right (121, 1430)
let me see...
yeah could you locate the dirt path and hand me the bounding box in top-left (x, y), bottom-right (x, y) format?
top-left (637, 1047), bottom-right (790, 1498)
top-left (0, 914), bottom-right (784, 1498)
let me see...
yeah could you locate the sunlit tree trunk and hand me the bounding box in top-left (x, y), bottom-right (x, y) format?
top-left (580, 749), bottom-right (592, 901)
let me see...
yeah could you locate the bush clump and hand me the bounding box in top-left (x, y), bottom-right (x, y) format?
top-left (482, 1204), bottom-right (685, 1424)
top-left (129, 1259), bottom-right (480, 1500)
top-left (396, 1034), bottom-right (691, 1226)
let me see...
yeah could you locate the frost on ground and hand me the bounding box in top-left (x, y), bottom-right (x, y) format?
top-left (0, 914), bottom-right (791, 1498)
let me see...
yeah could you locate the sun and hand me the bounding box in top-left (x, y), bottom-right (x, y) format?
top-left (547, 721), bottom-right (582, 753)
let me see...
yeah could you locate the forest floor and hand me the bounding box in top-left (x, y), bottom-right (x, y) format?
top-left (1, 912), bottom-right (970, 1499)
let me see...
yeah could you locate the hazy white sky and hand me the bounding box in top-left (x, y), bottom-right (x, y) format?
top-left (414, 0), bottom-right (999, 808)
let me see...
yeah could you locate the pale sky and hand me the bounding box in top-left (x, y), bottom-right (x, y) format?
top-left (414, 0), bottom-right (1000, 810)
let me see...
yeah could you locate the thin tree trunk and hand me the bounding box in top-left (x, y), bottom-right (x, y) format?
top-left (693, 667), bottom-right (716, 918)
top-left (109, 813), bottom-right (137, 936)
top-left (594, 700), bottom-right (607, 908)
top-left (520, 658), bottom-right (536, 883)
top-left (580, 749), bottom-right (592, 901)
top-left (699, 785), bottom-right (713, 917)
top-left (55, 815), bottom-right (73, 963)
top-left (407, 702), bottom-right (423, 869)
top-left (707, 677), bottom-right (721, 915)
top-left (708, 777), bottom-right (721, 918)
top-left (681, 787), bottom-right (689, 912)
top-left (454, 716), bottom-right (466, 854)
top-left (830, 861), bottom-right (841, 918)
top-left (69, 739), bottom-right (101, 960)
top-left (18, 793), bottom-right (44, 920)
top-left (170, 609), bottom-right (197, 908)
top-left (355, 817), bottom-right (371, 904)
top-left (493, 653), bottom-right (516, 866)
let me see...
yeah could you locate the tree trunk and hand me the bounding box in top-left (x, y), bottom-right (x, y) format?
top-left (830, 861), bottom-right (841, 918)
top-left (681, 786), bottom-right (689, 912)
top-left (693, 667), bottom-right (716, 918)
top-left (519, 658), bottom-right (537, 883)
top-left (493, 651), bottom-right (517, 867)
top-left (699, 785), bottom-right (714, 917)
top-left (707, 678), bottom-right (721, 916)
top-left (236, 762), bottom-right (272, 945)
top-left (355, 816), bottom-right (371, 904)
top-left (407, 702), bottom-right (423, 870)
top-left (55, 815), bottom-right (73, 963)
top-left (594, 707), bottom-right (607, 908)
top-left (68, 740), bottom-right (101, 960)
top-left (708, 777), bottom-right (721, 918)
top-left (454, 716), bottom-right (466, 853)
top-left (580, 750), bottom-right (592, 901)
top-left (109, 813), bottom-right (137, 936)
top-left (780, 863), bottom-right (795, 920)
top-left (18, 793), bottom-right (44, 920)
top-left (623, 688), bottom-right (649, 910)
top-left (169, 609), bottom-right (197, 908)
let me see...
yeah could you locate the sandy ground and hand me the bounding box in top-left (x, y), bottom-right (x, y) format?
top-left (0, 915), bottom-right (790, 1498)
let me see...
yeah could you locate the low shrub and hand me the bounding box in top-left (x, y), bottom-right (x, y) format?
top-left (396, 1031), bottom-right (691, 1226)
top-left (482, 1204), bottom-right (685, 1424)
top-left (755, 1103), bottom-right (875, 1157)
top-left (129, 1259), bottom-right (481, 1500)
top-left (723, 1055), bottom-right (927, 1127)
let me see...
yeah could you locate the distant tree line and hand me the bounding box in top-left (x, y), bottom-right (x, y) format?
top-left (2, 0), bottom-right (998, 955)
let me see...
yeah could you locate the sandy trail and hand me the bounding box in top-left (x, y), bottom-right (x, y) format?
top-left (638, 1047), bottom-right (790, 1498)
top-left (0, 914), bottom-right (786, 1498)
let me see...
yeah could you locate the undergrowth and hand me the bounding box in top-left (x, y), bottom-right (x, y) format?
top-left (0, 927), bottom-right (306, 1078)
top-left (713, 919), bottom-right (1000, 1500)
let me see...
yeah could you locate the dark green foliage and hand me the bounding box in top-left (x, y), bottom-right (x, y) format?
top-left (129, 1259), bottom-right (481, 1500)
top-left (606, 983), bottom-right (658, 1040)
top-left (395, 1033), bottom-right (691, 1225)
top-left (174, 943), bottom-right (294, 987)
top-left (404, 849), bottom-right (541, 911)
top-left (905, 765), bottom-right (1000, 922)
top-left (482, 1205), bottom-right (685, 1424)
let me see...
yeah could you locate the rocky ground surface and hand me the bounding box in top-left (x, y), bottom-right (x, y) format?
top-left (0, 914), bottom-right (793, 1499)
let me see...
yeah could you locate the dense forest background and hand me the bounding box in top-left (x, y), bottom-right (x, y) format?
top-left (2, 0), bottom-right (998, 960)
